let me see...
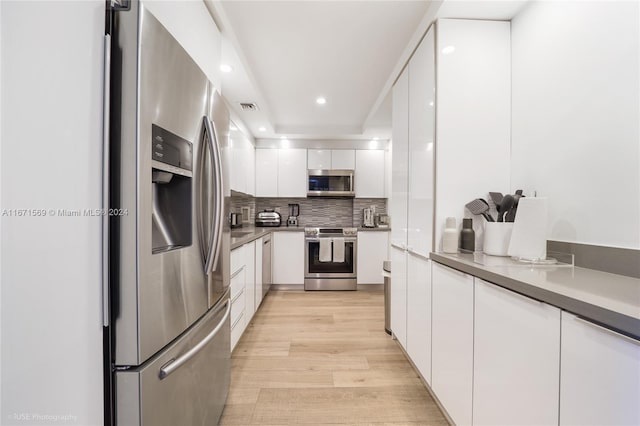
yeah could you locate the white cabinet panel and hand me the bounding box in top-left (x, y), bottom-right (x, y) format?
top-left (246, 142), bottom-right (255, 196)
top-left (355, 150), bottom-right (385, 198)
top-left (255, 237), bottom-right (264, 308)
top-left (435, 19), bottom-right (511, 251)
top-left (331, 149), bottom-right (355, 169)
top-left (431, 263), bottom-right (473, 426)
top-left (406, 254), bottom-right (432, 384)
top-left (357, 232), bottom-right (389, 284)
top-left (473, 279), bottom-right (560, 426)
top-left (273, 232), bottom-right (304, 284)
top-left (407, 26), bottom-right (435, 257)
top-left (308, 149), bottom-right (331, 169)
top-left (390, 246), bottom-right (407, 349)
top-left (391, 68), bottom-right (409, 247)
top-left (244, 241), bottom-right (256, 327)
top-left (255, 149), bottom-right (278, 197)
top-left (560, 312), bottom-right (640, 426)
top-left (278, 149), bottom-right (307, 197)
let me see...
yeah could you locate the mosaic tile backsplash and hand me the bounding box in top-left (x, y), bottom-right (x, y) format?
top-left (229, 194), bottom-right (387, 228)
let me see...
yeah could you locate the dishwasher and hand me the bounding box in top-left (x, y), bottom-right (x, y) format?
top-left (262, 234), bottom-right (272, 299)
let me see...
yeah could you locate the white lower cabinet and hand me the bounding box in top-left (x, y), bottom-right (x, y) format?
top-left (230, 261), bottom-right (246, 352)
top-left (243, 241), bottom-right (256, 332)
top-left (357, 231), bottom-right (389, 284)
top-left (560, 312), bottom-right (640, 426)
top-left (255, 237), bottom-right (264, 307)
top-left (390, 246), bottom-right (407, 349)
top-left (431, 263), bottom-right (474, 426)
top-left (272, 232), bottom-right (304, 284)
top-left (473, 279), bottom-right (560, 426)
top-left (406, 254), bottom-right (431, 383)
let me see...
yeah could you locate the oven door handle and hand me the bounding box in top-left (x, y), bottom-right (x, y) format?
top-left (305, 238), bottom-right (357, 243)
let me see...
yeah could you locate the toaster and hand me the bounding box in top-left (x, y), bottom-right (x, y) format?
top-left (255, 210), bottom-right (281, 227)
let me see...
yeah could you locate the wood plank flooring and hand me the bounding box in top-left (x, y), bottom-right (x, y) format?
top-left (220, 290), bottom-right (448, 425)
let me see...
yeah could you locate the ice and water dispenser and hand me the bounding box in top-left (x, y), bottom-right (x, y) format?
top-left (151, 124), bottom-right (193, 254)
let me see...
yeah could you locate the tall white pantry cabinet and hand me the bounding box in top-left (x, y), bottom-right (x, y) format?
top-left (390, 17), bottom-right (511, 422)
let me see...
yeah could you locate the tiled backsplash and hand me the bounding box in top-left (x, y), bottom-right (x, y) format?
top-left (230, 194), bottom-right (387, 228)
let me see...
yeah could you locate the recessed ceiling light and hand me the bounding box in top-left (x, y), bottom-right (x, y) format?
top-left (258, 126), bottom-right (266, 132)
top-left (316, 97), bottom-right (327, 105)
top-left (441, 46), bottom-right (456, 55)
top-left (372, 137), bottom-right (379, 141)
top-left (280, 136), bottom-right (288, 139)
top-left (220, 64), bottom-right (233, 73)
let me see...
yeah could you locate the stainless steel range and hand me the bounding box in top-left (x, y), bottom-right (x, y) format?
top-left (304, 228), bottom-right (357, 290)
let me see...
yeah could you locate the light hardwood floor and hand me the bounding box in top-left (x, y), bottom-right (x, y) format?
top-left (220, 290), bottom-right (448, 425)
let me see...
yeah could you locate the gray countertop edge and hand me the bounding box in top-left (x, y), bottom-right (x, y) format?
top-left (430, 253), bottom-right (640, 341)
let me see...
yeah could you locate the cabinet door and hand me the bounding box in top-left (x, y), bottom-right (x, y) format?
top-left (406, 254), bottom-right (432, 384)
top-left (391, 68), bottom-right (409, 247)
top-left (560, 312), bottom-right (640, 426)
top-left (243, 241), bottom-right (256, 327)
top-left (435, 19), bottom-right (511, 250)
top-left (331, 149), bottom-right (355, 169)
top-left (355, 150), bottom-right (385, 198)
top-left (356, 231), bottom-right (389, 284)
top-left (255, 149), bottom-right (278, 197)
top-left (407, 26), bottom-right (435, 257)
top-left (308, 149), bottom-right (331, 169)
top-left (246, 141), bottom-right (255, 196)
top-left (473, 279), bottom-right (560, 426)
top-left (255, 237), bottom-right (263, 308)
top-left (390, 246), bottom-right (407, 349)
top-left (272, 232), bottom-right (304, 284)
top-left (229, 135), bottom-right (245, 194)
top-left (278, 149), bottom-right (307, 197)
top-left (431, 263), bottom-right (473, 426)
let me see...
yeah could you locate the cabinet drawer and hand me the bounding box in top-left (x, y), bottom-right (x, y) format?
top-left (230, 288), bottom-right (245, 328)
top-left (231, 245), bottom-right (245, 275)
top-left (230, 266), bottom-right (245, 300)
top-left (230, 312), bottom-right (244, 351)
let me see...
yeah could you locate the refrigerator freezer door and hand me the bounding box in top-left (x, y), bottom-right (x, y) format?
top-left (112, 4), bottom-right (217, 365)
top-left (116, 295), bottom-right (231, 426)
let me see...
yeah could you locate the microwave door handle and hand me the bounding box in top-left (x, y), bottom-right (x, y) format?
top-left (201, 116), bottom-right (217, 274)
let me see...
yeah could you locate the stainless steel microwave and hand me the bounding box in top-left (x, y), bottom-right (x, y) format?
top-left (307, 169), bottom-right (355, 197)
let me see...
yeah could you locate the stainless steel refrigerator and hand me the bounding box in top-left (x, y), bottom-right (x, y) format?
top-left (107, 2), bottom-right (231, 424)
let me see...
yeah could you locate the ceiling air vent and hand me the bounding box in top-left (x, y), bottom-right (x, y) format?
top-left (239, 102), bottom-right (259, 111)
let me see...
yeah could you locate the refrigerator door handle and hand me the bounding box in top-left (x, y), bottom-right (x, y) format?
top-left (158, 299), bottom-right (230, 380)
top-left (102, 34), bottom-right (112, 327)
top-left (204, 116), bottom-right (224, 274)
top-left (198, 117), bottom-right (215, 272)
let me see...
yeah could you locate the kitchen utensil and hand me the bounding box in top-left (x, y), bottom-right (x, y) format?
top-left (498, 194), bottom-right (515, 222)
top-left (484, 222), bottom-right (514, 256)
top-left (230, 212), bottom-right (242, 228)
top-left (505, 192), bottom-right (525, 222)
top-left (489, 192), bottom-right (503, 208)
top-left (465, 199), bottom-right (494, 222)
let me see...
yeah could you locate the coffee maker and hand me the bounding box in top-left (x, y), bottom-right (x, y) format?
top-left (363, 207), bottom-right (375, 228)
top-left (287, 203), bottom-right (300, 227)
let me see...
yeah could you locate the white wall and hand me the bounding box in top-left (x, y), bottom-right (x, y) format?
top-left (511, 0), bottom-right (640, 249)
top-left (145, 0), bottom-right (222, 91)
top-left (0, 1), bottom-right (105, 425)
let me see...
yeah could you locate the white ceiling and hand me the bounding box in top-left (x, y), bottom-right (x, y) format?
top-left (209, 0), bottom-right (433, 141)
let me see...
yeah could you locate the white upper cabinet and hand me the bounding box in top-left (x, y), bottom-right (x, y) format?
top-left (435, 19), bottom-right (511, 250)
top-left (407, 26), bottom-right (435, 257)
top-left (331, 150), bottom-right (355, 169)
top-left (278, 149), bottom-right (307, 197)
top-left (307, 149), bottom-right (332, 169)
top-left (308, 149), bottom-right (355, 170)
top-left (560, 312), bottom-right (640, 426)
top-left (246, 141), bottom-right (255, 196)
top-left (391, 65), bottom-right (409, 248)
top-left (355, 150), bottom-right (385, 198)
top-left (255, 149), bottom-right (278, 197)
top-left (229, 126), bottom-right (255, 196)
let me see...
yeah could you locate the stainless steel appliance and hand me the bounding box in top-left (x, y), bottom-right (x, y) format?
top-left (376, 213), bottom-right (390, 228)
top-left (230, 212), bottom-right (242, 228)
top-left (262, 234), bottom-right (272, 299)
top-left (383, 260), bottom-right (391, 335)
top-left (363, 208), bottom-right (375, 228)
top-left (108, 3), bottom-right (230, 425)
top-left (287, 203), bottom-right (300, 227)
top-left (256, 209), bottom-right (281, 227)
top-left (304, 228), bottom-right (357, 290)
top-left (307, 169), bottom-right (355, 197)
